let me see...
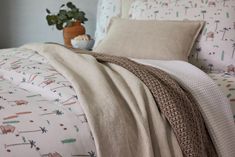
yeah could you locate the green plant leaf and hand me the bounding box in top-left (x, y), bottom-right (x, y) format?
top-left (60, 4), bottom-right (65, 8)
top-left (72, 8), bottom-right (79, 12)
top-left (73, 12), bottom-right (80, 19)
top-left (45, 1), bottom-right (88, 30)
top-left (67, 2), bottom-right (76, 9)
top-left (84, 17), bottom-right (88, 22)
top-left (57, 19), bottom-right (63, 25)
top-left (46, 15), bottom-right (58, 25)
top-left (59, 9), bottom-right (67, 15)
top-left (58, 14), bottom-right (67, 21)
top-left (46, 9), bottom-right (51, 14)
top-left (75, 12), bottom-right (88, 23)
top-left (67, 11), bottom-right (74, 18)
top-left (79, 11), bottom-right (85, 16)
top-left (56, 23), bottom-right (63, 30)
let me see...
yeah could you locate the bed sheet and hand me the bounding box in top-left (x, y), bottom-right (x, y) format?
top-left (0, 48), bottom-right (96, 157)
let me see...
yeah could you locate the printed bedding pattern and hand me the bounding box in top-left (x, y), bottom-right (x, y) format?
top-left (0, 48), bottom-right (96, 157)
top-left (129, 0), bottom-right (235, 72)
top-left (0, 44), bottom-right (235, 157)
top-left (208, 73), bottom-right (235, 120)
top-left (95, 0), bottom-right (235, 72)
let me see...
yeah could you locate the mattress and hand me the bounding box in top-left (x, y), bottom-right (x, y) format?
top-left (208, 73), bottom-right (235, 121)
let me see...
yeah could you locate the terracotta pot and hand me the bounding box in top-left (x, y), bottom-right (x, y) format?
top-left (63, 21), bottom-right (86, 47)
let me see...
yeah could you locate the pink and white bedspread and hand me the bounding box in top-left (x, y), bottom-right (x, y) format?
top-left (0, 48), bottom-right (96, 157)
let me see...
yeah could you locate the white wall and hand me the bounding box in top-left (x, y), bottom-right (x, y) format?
top-left (0, 0), bottom-right (98, 48)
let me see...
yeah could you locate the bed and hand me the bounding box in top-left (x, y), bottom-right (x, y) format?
top-left (0, 0), bottom-right (235, 157)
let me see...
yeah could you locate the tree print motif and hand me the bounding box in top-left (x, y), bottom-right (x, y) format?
top-left (41, 110), bottom-right (64, 116)
top-left (195, 47), bottom-right (202, 61)
top-left (18, 127), bottom-right (48, 134)
top-left (185, 7), bottom-right (189, 15)
top-left (232, 43), bottom-right (235, 58)
top-left (221, 27), bottom-right (229, 40)
top-left (208, 64), bottom-right (214, 72)
top-left (201, 10), bottom-right (207, 19)
top-left (4, 140), bottom-right (37, 149)
top-left (215, 20), bottom-right (220, 31)
top-left (71, 151), bottom-right (96, 157)
top-left (154, 11), bottom-right (159, 19)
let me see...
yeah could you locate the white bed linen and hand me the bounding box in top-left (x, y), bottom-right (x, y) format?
top-left (0, 48), bottom-right (96, 157)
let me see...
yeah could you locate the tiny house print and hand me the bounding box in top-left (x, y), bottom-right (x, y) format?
top-left (129, 0), bottom-right (235, 72)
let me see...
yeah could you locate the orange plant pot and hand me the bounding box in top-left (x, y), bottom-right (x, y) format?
top-left (63, 21), bottom-right (86, 48)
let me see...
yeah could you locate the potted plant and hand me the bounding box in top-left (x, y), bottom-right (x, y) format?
top-left (46, 2), bottom-right (88, 47)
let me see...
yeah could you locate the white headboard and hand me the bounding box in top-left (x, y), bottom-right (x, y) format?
top-left (121, 0), bottom-right (134, 18)
top-left (95, 0), bottom-right (121, 47)
top-left (95, 0), bottom-right (137, 46)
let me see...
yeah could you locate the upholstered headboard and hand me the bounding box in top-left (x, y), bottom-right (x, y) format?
top-left (95, 0), bottom-right (235, 72)
top-left (95, 0), bottom-right (121, 47)
top-left (121, 0), bottom-right (134, 18)
top-left (95, 0), bottom-right (136, 46)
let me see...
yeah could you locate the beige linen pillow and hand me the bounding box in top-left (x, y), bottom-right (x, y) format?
top-left (94, 18), bottom-right (204, 61)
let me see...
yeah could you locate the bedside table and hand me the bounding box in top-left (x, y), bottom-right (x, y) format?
top-left (208, 73), bottom-right (235, 120)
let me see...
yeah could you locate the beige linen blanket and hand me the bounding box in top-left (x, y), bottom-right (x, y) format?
top-left (21, 43), bottom-right (234, 157)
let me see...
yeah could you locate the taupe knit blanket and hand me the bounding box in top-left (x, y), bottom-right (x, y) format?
top-left (87, 52), bottom-right (217, 157)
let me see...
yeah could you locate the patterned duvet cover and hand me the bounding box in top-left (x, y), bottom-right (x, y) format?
top-left (209, 73), bottom-right (235, 121)
top-left (0, 48), bottom-right (96, 157)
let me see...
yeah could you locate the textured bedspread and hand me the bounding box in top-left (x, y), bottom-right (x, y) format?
top-left (134, 59), bottom-right (235, 157)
